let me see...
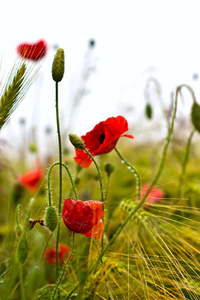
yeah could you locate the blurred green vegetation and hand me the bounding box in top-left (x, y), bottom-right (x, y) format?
top-left (0, 134), bottom-right (200, 299)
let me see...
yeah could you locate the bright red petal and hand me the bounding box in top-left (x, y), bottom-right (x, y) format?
top-left (62, 199), bottom-right (104, 237)
top-left (74, 149), bottom-right (92, 168)
top-left (82, 220), bottom-right (104, 239)
top-left (62, 199), bottom-right (94, 233)
top-left (82, 116), bottom-right (134, 156)
top-left (86, 200), bottom-right (104, 224)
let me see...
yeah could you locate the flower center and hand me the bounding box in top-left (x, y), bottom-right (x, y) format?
top-left (99, 132), bottom-right (105, 144)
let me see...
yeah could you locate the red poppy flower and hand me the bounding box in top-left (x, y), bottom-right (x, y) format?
top-left (141, 184), bottom-right (164, 208)
top-left (82, 219), bottom-right (104, 239)
top-left (74, 116), bottom-right (134, 168)
top-left (18, 165), bottom-right (43, 191)
top-left (44, 243), bottom-right (71, 264)
top-left (17, 39), bottom-right (47, 61)
top-left (62, 199), bottom-right (104, 239)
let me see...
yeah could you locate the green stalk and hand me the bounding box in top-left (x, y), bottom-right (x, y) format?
top-left (51, 233), bottom-right (75, 300)
top-left (83, 148), bottom-right (104, 203)
top-left (18, 264), bottom-right (25, 300)
top-left (47, 162), bottom-right (78, 207)
top-left (55, 81), bottom-right (63, 279)
top-left (114, 147), bottom-right (141, 200)
top-left (177, 128), bottom-right (196, 198)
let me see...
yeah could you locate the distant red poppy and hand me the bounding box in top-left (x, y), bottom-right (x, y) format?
top-left (18, 165), bottom-right (43, 191)
top-left (17, 39), bottom-right (47, 61)
top-left (62, 199), bottom-right (104, 239)
top-left (141, 184), bottom-right (164, 208)
top-left (74, 116), bottom-right (134, 168)
top-left (44, 243), bottom-right (71, 264)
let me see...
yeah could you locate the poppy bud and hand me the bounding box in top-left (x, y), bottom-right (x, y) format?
top-left (45, 206), bottom-right (58, 232)
top-left (145, 103), bottom-right (153, 119)
top-left (17, 236), bottom-right (28, 264)
top-left (52, 48), bottom-right (65, 82)
top-left (16, 224), bottom-right (23, 237)
top-left (69, 133), bottom-right (85, 150)
top-left (29, 142), bottom-right (38, 153)
top-left (104, 163), bottom-right (115, 177)
top-left (191, 102), bottom-right (200, 133)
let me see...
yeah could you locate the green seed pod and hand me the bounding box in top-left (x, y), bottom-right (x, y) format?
top-left (52, 48), bottom-right (65, 82)
top-left (104, 163), bottom-right (115, 177)
top-left (45, 206), bottom-right (58, 232)
top-left (29, 142), bottom-right (38, 153)
top-left (16, 224), bottom-right (23, 237)
top-left (68, 133), bottom-right (85, 150)
top-left (17, 236), bottom-right (28, 264)
top-left (145, 103), bottom-right (153, 119)
top-left (191, 102), bottom-right (200, 133)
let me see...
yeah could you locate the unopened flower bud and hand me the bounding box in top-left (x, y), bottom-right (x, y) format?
top-left (17, 236), bottom-right (28, 264)
top-left (145, 103), bottom-right (153, 119)
top-left (191, 102), bottom-right (200, 133)
top-left (29, 142), bottom-right (38, 153)
top-left (52, 48), bottom-right (65, 82)
top-left (104, 163), bottom-right (115, 177)
top-left (16, 224), bottom-right (23, 237)
top-left (45, 206), bottom-right (58, 232)
top-left (69, 133), bottom-right (85, 150)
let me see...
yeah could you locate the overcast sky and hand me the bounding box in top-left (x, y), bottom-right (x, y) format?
top-left (1, 0), bottom-right (200, 155)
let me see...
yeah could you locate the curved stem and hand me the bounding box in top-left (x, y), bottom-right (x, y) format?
top-left (114, 147), bottom-right (141, 200)
top-left (47, 162), bottom-right (78, 207)
top-left (145, 77), bottom-right (168, 124)
top-left (55, 81), bottom-right (62, 279)
top-left (92, 83), bottom-right (195, 270)
top-left (105, 175), bottom-right (110, 202)
top-left (177, 128), bottom-right (196, 198)
top-left (83, 148), bottom-right (104, 203)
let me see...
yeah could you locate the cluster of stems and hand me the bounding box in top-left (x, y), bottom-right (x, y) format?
top-left (47, 47), bottom-right (199, 298)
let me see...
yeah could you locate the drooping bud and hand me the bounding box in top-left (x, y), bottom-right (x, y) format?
top-left (17, 236), bottom-right (28, 264)
top-left (145, 103), bottom-right (153, 119)
top-left (104, 163), bottom-right (115, 177)
top-left (191, 102), bottom-right (200, 133)
top-left (52, 48), bottom-right (65, 82)
top-left (45, 206), bottom-right (58, 232)
top-left (69, 133), bottom-right (85, 150)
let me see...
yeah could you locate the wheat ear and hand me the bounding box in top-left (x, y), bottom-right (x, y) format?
top-left (0, 63), bottom-right (26, 131)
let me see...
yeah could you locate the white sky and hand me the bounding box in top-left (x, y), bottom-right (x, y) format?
top-left (1, 0), bottom-right (200, 156)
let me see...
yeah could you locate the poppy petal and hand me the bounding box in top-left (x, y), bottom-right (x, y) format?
top-left (82, 219), bottom-right (104, 239)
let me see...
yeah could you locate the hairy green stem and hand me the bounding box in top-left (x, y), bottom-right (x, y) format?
top-left (114, 147), bottom-right (141, 200)
top-left (177, 128), bottom-right (196, 198)
top-left (51, 233), bottom-right (75, 300)
top-left (83, 148), bottom-right (104, 203)
top-left (47, 162), bottom-right (78, 207)
top-left (23, 198), bottom-right (34, 236)
top-left (55, 81), bottom-right (63, 279)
